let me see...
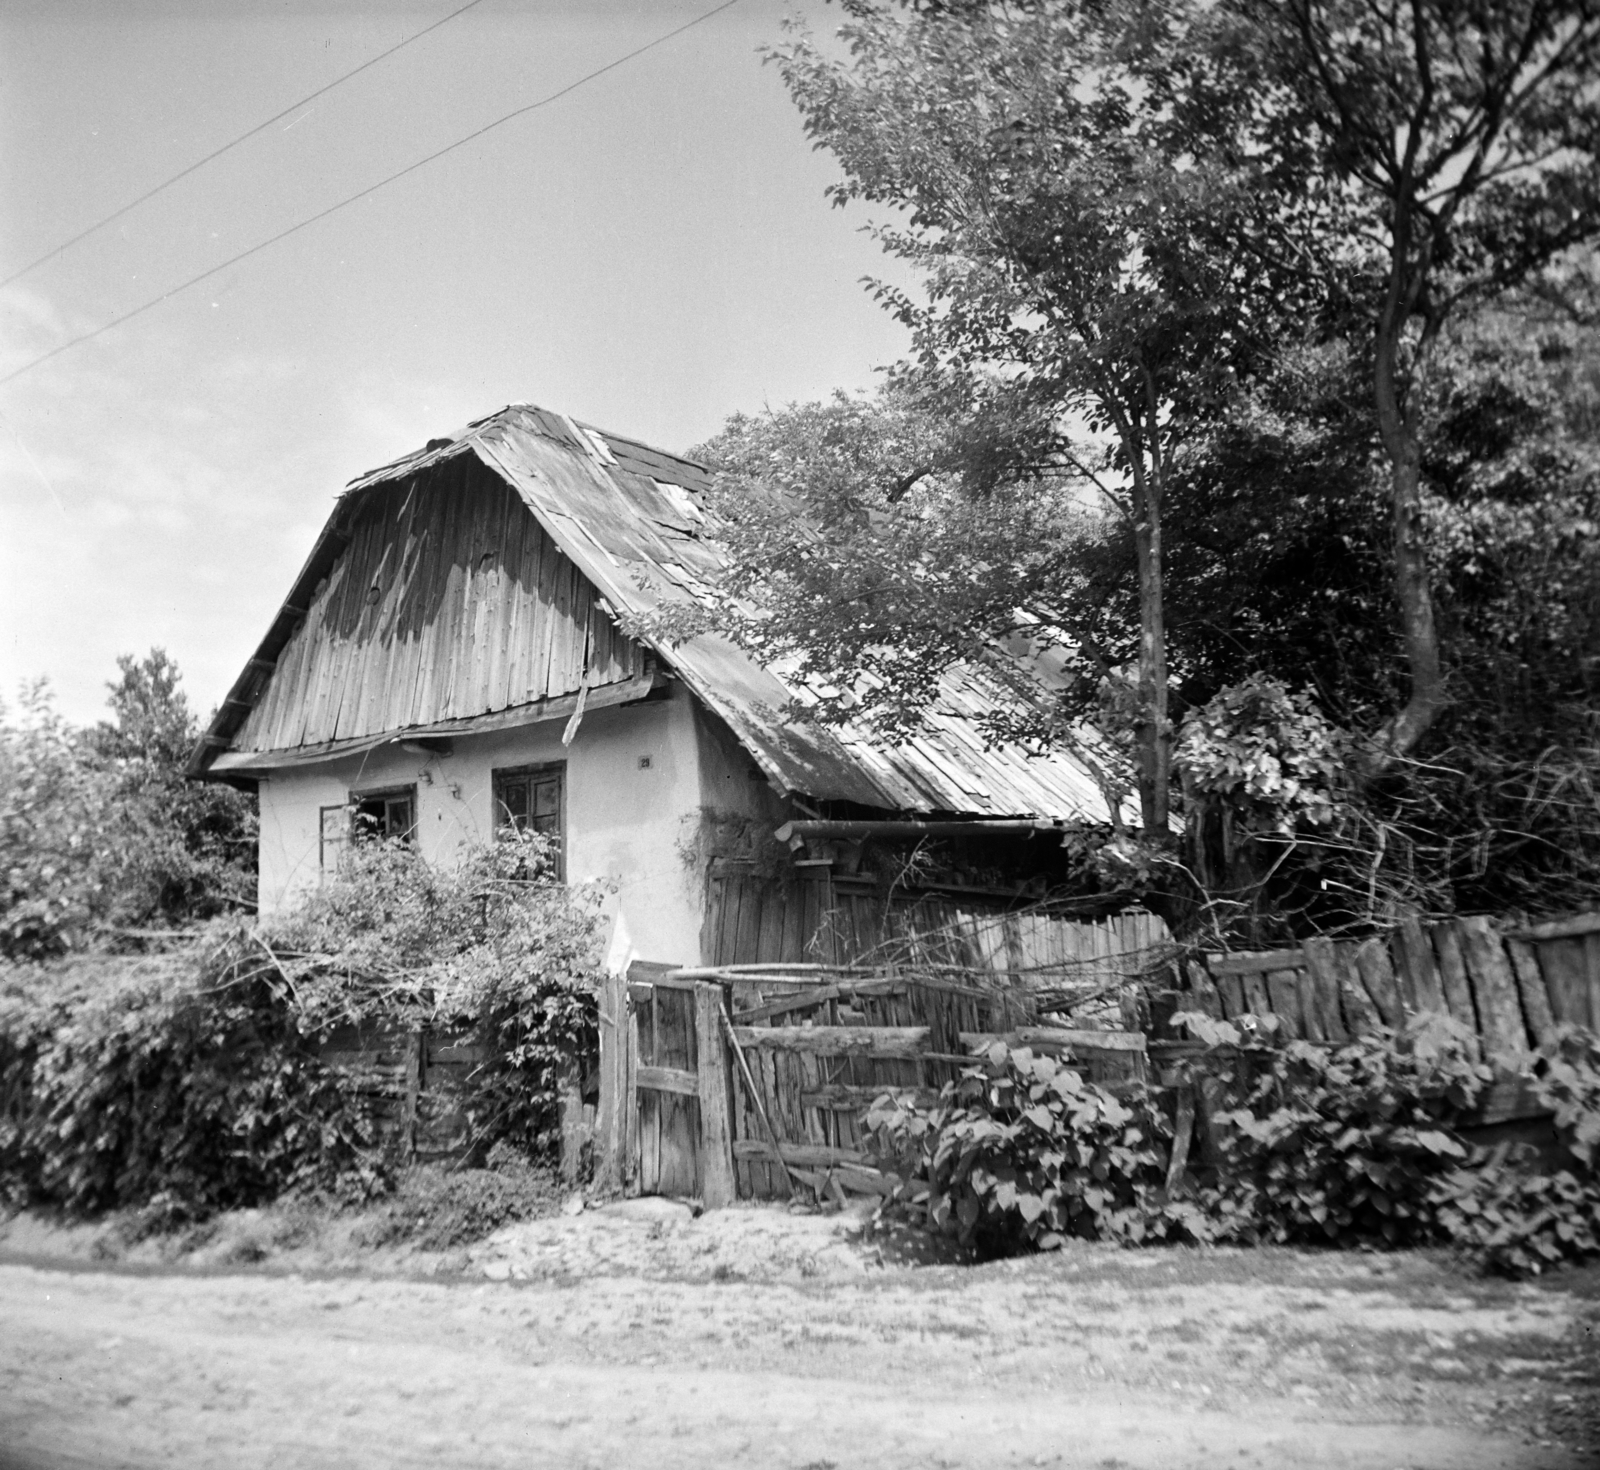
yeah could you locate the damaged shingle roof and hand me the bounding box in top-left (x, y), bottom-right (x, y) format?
top-left (194, 403), bottom-right (1119, 824)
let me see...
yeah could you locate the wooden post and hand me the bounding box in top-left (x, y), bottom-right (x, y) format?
top-left (596, 969), bottom-right (628, 1188)
top-left (558, 1064), bottom-right (585, 1186)
top-left (693, 982), bottom-right (737, 1209)
top-left (402, 1029), bottom-right (422, 1163)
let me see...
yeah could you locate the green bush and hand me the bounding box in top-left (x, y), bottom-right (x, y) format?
top-left (0, 933), bottom-right (381, 1218)
top-left (865, 1042), bottom-right (1207, 1256)
top-left (1184, 1012), bottom-right (1492, 1246)
top-left (260, 830), bottom-right (603, 1159)
top-left (0, 833), bottom-right (606, 1220)
top-left (1431, 1028), bottom-right (1600, 1275)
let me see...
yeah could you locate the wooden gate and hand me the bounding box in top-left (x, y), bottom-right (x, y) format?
top-left (596, 963), bottom-right (735, 1206)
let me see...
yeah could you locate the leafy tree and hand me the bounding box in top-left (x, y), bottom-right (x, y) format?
top-left (1224, 0), bottom-right (1600, 756)
top-left (768, 0), bottom-right (1323, 835)
top-left (0, 651), bottom-right (256, 957)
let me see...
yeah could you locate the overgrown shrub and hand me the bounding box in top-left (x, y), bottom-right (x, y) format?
top-left (261, 830), bottom-right (604, 1158)
top-left (864, 1043), bottom-right (1207, 1256)
top-left (0, 931), bottom-right (381, 1218)
top-left (1182, 1012), bottom-right (1492, 1246)
top-left (0, 832), bottom-right (606, 1220)
top-left (864, 1018), bottom-right (1600, 1277)
top-left (1431, 1028), bottom-right (1600, 1275)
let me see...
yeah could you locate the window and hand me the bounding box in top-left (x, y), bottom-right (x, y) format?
top-left (350, 786), bottom-right (417, 844)
top-left (318, 785), bottom-right (416, 875)
top-left (493, 763), bottom-right (565, 878)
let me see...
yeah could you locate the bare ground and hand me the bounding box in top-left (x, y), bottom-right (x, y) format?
top-left (2, 1199), bottom-right (1597, 1470)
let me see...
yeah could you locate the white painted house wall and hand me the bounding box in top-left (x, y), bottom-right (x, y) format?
top-left (255, 683), bottom-right (722, 967)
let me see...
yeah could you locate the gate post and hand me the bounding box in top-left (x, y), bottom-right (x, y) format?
top-left (693, 981), bottom-right (736, 1208)
top-left (596, 967), bottom-right (628, 1189)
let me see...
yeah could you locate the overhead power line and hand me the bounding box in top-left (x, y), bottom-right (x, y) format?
top-left (0, 0), bottom-right (488, 292)
top-left (0, 0), bottom-right (744, 391)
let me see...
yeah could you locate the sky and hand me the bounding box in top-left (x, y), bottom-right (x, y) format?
top-left (0, 0), bottom-right (912, 727)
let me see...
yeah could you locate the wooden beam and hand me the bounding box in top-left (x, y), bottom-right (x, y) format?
top-left (1508, 912), bottom-right (1600, 942)
top-left (801, 1084), bottom-right (938, 1113)
top-left (960, 1027), bottom-right (1146, 1054)
top-left (731, 1025), bottom-right (930, 1059)
top-left (734, 986), bottom-right (840, 1024)
top-left (1206, 948), bottom-right (1306, 976)
top-left (732, 1140), bottom-right (872, 1169)
top-left (636, 1064), bottom-right (698, 1097)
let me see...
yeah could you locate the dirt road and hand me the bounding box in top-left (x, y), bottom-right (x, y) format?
top-left (2, 1205), bottom-right (1596, 1469)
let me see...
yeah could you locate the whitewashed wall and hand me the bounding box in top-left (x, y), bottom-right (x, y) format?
top-left (255, 682), bottom-right (720, 966)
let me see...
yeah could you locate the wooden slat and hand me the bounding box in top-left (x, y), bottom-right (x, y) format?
top-left (1207, 948), bottom-right (1306, 976)
top-left (636, 1064), bottom-right (698, 1097)
top-left (961, 1027), bottom-right (1147, 1054)
top-left (1214, 973), bottom-right (1247, 1019)
top-left (1538, 937), bottom-right (1593, 1029)
top-left (733, 986), bottom-right (840, 1024)
top-left (1458, 916), bottom-right (1529, 1058)
top-left (1354, 937), bottom-right (1405, 1027)
top-left (800, 1084), bottom-right (939, 1112)
top-left (731, 1140), bottom-right (870, 1168)
top-left (731, 1025), bottom-right (929, 1058)
top-left (1505, 938), bottom-right (1557, 1047)
top-left (1265, 971), bottom-right (1304, 1039)
top-left (1511, 912), bottom-right (1600, 941)
top-left (693, 982), bottom-right (736, 1209)
top-left (1587, 933), bottom-right (1600, 1033)
top-left (1301, 938), bottom-right (1350, 1041)
top-left (1241, 970), bottom-right (1272, 1017)
top-left (1430, 923), bottom-right (1479, 1035)
top-left (1394, 916), bottom-right (1446, 1015)
top-left (1294, 969), bottom-right (1326, 1042)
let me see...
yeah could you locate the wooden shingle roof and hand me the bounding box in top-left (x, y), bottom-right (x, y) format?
top-left (193, 403), bottom-right (1119, 824)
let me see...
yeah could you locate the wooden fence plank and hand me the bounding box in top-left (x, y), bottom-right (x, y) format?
top-left (1354, 938), bottom-right (1405, 1027)
top-left (1295, 970), bottom-right (1326, 1042)
top-left (693, 983), bottom-right (736, 1209)
top-left (961, 1028), bottom-right (1148, 1054)
top-left (1587, 933), bottom-right (1600, 1034)
top-left (1512, 912), bottom-right (1600, 942)
top-left (1430, 923), bottom-right (1480, 1037)
top-left (1241, 971), bottom-right (1273, 1017)
top-left (732, 1140), bottom-right (870, 1168)
top-left (801, 1084), bottom-right (939, 1112)
top-left (1301, 938), bottom-right (1351, 1041)
top-left (1539, 937), bottom-right (1593, 1029)
top-left (1395, 917), bottom-right (1446, 1015)
top-left (1505, 938), bottom-right (1557, 1047)
top-left (1265, 971), bottom-right (1304, 1039)
top-left (1207, 948), bottom-right (1306, 976)
top-left (1183, 961), bottom-right (1222, 1018)
top-left (1458, 916), bottom-right (1530, 1058)
top-left (636, 1064), bottom-right (698, 1097)
top-left (731, 1025), bottom-right (929, 1058)
top-left (1215, 973), bottom-right (1247, 1019)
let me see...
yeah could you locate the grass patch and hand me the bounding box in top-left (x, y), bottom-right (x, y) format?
top-left (351, 1160), bottom-right (565, 1252)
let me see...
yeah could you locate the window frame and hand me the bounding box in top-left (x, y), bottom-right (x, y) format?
top-left (491, 761), bottom-right (566, 880)
top-left (348, 784), bottom-right (419, 847)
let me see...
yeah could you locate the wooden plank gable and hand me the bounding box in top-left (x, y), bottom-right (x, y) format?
top-left (233, 456), bottom-right (644, 753)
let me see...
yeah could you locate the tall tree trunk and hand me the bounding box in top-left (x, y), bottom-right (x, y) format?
top-left (1133, 471), bottom-right (1171, 836)
top-left (1374, 315), bottom-right (1447, 757)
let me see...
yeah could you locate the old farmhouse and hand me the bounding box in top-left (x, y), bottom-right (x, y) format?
top-left (190, 403), bottom-right (1123, 971)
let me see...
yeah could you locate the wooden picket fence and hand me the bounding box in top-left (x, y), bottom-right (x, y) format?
top-left (1180, 911), bottom-right (1600, 1124)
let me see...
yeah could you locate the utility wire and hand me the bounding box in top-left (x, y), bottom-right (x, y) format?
top-left (0, 0), bottom-right (743, 390)
top-left (0, 0), bottom-right (488, 292)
